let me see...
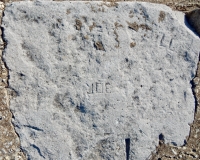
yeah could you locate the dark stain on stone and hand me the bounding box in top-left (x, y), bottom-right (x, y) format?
top-left (94, 41), bottom-right (105, 51)
top-left (158, 11), bottom-right (166, 22)
top-left (127, 21), bottom-right (139, 31)
top-left (130, 42), bottom-right (136, 48)
top-left (127, 21), bottom-right (151, 32)
top-left (75, 103), bottom-right (87, 113)
top-left (75, 19), bottom-right (82, 30)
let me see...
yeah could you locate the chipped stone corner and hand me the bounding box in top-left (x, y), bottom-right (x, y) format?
top-left (0, 2), bottom-right (26, 160)
top-left (149, 54), bottom-right (200, 159)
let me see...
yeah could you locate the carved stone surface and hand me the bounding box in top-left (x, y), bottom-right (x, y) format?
top-left (2, 1), bottom-right (200, 159)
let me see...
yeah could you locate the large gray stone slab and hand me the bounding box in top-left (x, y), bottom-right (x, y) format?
top-left (2, 1), bottom-right (200, 159)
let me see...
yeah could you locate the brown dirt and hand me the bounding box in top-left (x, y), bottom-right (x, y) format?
top-left (0, 3), bottom-right (26, 159)
top-left (130, 42), bottom-right (136, 48)
top-left (0, 1), bottom-right (199, 160)
top-left (114, 22), bottom-right (123, 48)
top-left (94, 41), bottom-right (105, 51)
top-left (127, 21), bottom-right (139, 31)
top-left (134, 0), bottom-right (200, 12)
top-left (1, 0), bottom-right (200, 12)
top-left (159, 11), bottom-right (166, 22)
top-left (89, 22), bottom-right (96, 32)
top-left (75, 19), bottom-right (83, 30)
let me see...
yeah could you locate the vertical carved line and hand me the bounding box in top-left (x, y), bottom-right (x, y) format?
top-left (125, 138), bottom-right (130, 160)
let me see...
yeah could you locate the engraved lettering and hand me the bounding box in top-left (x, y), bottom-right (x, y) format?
top-left (87, 83), bottom-right (94, 94)
top-left (105, 83), bottom-right (111, 93)
top-left (87, 82), bottom-right (112, 94)
top-left (96, 82), bottom-right (103, 93)
top-left (160, 34), bottom-right (171, 48)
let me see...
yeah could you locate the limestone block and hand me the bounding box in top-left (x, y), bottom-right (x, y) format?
top-left (2, 1), bottom-right (200, 159)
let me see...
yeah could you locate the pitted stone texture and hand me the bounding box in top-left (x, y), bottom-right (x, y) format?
top-left (2, 1), bottom-right (200, 159)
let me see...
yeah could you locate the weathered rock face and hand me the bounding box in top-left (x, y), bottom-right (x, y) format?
top-left (2, 1), bottom-right (200, 159)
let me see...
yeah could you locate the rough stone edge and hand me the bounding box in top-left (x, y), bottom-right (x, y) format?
top-left (149, 59), bottom-right (200, 160)
top-left (0, 2), bottom-right (26, 160)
